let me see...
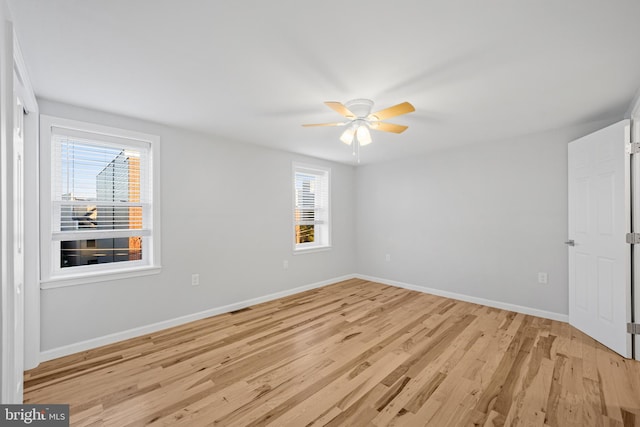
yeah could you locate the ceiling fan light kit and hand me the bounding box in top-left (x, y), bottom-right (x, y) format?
top-left (303, 98), bottom-right (415, 162)
top-left (339, 125), bottom-right (356, 145)
top-left (356, 124), bottom-right (372, 146)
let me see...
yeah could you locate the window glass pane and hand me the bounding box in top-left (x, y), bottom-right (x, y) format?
top-left (60, 237), bottom-right (142, 268)
top-left (60, 203), bottom-right (97, 230)
top-left (56, 139), bottom-right (142, 230)
top-left (57, 140), bottom-right (141, 200)
top-left (297, 224), bottom-right (314, 243)
top-left (54, 137), bottom-right (146, 267)
top-left (295, 173), bottom-right (318, 244)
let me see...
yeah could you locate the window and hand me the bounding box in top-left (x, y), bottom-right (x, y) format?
top-left (40, 115), bottom-right (160, 285)
top-left (293, 163), bottom-right (330, 251)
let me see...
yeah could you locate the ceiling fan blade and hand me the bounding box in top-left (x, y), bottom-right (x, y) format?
top-left (325, 101), bottom-right (357, 119)
top-left (368, 102), bottom-right (415, 121)
top-left (371, 122), bottom-right (408, 134)
top-left (302, 122), bottom-right (347, 127)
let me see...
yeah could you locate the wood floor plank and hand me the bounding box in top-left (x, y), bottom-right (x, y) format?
top-left (23, 279), bottom-right (640, 426)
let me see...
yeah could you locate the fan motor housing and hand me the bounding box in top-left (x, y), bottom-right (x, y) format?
top-left (344, 99), bottom-right (374, 118)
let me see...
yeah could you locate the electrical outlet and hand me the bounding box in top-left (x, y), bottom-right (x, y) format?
top-left (537, 272), bottom-right (548, 284)
top-left (191, 273), bottom-right (200, 286)
top-left (385, 254), bottom-right (391, 262)
top-left (283, 260), bottom-right (289, 270)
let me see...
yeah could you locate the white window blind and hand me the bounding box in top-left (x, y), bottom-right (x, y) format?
top-left (51, 131), bottom-right (151, 242)
top-left (293, 164), bottom-right (330, 250)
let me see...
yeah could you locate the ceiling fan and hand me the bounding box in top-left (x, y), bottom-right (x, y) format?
top-left (302, 99), bottom-right (415, 147)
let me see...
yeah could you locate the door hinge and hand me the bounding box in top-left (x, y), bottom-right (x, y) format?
top-left (626, 233), bottom-right (640, 244)
top-left (626, 142), bottom-right (640, 154)
top-left (627, 323), bottom-right (640, 335)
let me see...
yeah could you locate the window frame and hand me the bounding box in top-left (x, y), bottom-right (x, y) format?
top-left (292, 162), bottom-right (331, 253)
top-left (39, 115), bottom-right (161, 288)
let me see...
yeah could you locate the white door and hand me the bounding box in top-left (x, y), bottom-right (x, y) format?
top-left (568, 119), bottom-right (631, 358)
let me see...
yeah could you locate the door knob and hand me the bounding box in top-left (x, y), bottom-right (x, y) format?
top-left (564, 240), bottom-right (575, 246)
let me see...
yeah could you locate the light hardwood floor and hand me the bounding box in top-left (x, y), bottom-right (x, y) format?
top-left (24, 279), bottom-right (640, 426)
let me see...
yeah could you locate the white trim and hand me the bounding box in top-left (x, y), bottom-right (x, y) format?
top-left (39, 114), bottom-right (161, 283)
top-left (0, 16), bottom-right (14, 403)
top-left (43, 115), bottom-right (159, 146)
top-left (22, 105), bottom-right (39, 370)
top-left (40, 274), bottom-right (356, 362)
top-left (12, 35), bottom-right (36, 113)
top-left (292, 162), bottom-right (331, 252)
top-left (40, 265), bottom-right (161, 289)
top-left (292, 246), bottom-right (332, 255)
top-left (356, 274), bottom-right (569, 323)
top-left (52, 228), bottom-right (152, 241)
top-left (626, 86), bottom-right (640, 119)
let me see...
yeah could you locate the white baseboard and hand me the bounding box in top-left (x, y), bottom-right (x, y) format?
top-left (40, 273), bottom-right (568, 362)
top-left (40, 274), bottom-right (356, 362)
top-left (356, 274), bottom-right (569, 323)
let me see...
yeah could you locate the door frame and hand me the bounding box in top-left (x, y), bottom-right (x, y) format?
top-left (627, 88), bottom-right (640, 361)
top-left (632, 116), bottom-right (640, 361)
top-left (0, 14), bottom-right (38, 402)
top-left (0, 16), bottom-right (18, 404)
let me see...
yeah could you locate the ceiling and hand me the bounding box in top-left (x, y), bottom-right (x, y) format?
top-left (8, 0), bottom-right (640, 165)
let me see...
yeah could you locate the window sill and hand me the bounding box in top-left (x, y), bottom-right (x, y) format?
top-left (293, 246), bottom-right (332, 255)
top-left (40, 265), bottom-right (162, 289)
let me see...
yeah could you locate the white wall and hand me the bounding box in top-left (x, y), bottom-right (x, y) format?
top-left (35, 96), bottom-right (629, 358)
top-left (37, 100), bottom-right (356, 354)
top-left (356, 122), bottom-right (616, 317)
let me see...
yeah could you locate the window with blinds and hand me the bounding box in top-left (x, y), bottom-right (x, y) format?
top-left (293, 164), bottom-right (330, 251)
top-left (41, 115), bottom-right (160, 284)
